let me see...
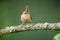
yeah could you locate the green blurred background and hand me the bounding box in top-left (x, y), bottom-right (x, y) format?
top-left (0, 0), bottom-right (60, 40)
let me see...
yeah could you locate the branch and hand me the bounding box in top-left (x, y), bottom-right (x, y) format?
top-left (0, 22), bottom-right (60, 35)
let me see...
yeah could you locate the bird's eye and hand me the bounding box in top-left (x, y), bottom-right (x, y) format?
top-left (24, 13), bottom-right (27, 14)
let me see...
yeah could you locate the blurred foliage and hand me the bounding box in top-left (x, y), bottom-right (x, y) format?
top-left (0, 0), bottom-right (60, 40)
top-left (53, 33), bottom-right (60, 40)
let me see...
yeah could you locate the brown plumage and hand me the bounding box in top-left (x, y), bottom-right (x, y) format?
top-left (21, 5), bottom-right (32, 24)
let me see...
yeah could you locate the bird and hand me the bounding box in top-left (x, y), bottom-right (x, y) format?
top-left (21, 5), bottom-right (32, 26)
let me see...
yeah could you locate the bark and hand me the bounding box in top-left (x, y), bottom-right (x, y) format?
top-left (0, 22), bottom-right (60, 35)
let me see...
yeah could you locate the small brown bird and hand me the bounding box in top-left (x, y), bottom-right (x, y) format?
top-left (21, 5), bottom-right (32, 25)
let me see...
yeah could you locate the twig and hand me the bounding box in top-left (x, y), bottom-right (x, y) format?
top-left (0, 22), bottom-right (60, 35)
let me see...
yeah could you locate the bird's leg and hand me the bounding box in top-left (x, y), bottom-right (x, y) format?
top-left (21, 22), bottom-right (28, 28)
top-left (21, 22), bottom-right (25, 28)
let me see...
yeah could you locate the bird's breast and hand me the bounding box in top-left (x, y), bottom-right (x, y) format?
top-left (21, 14), bottom-right (31, 23)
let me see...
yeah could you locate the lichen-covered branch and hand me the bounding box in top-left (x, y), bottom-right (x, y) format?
top-left (0, 22), bottom-right (60, 35)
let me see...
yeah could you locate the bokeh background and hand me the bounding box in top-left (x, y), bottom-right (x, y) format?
top-left (0, 0), bottom-right (60, 40)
